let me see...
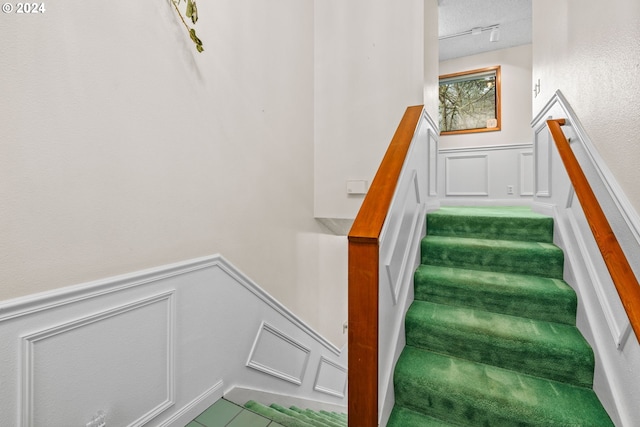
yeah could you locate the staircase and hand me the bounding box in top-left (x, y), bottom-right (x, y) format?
top-left (387, 206), bottom-right (614, 426)
top-left (244, 401), bottom-right (347, 427)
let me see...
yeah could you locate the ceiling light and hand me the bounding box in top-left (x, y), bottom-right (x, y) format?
top-left (439, 24), bottom-right (501, 42)
top-left (490, 26), bottom-right (500, 42)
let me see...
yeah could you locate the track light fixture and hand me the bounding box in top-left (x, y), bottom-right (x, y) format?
top-left (439, 24), bottom-right (500, 42)
top-left (489, 26), bottom-right (500, 42)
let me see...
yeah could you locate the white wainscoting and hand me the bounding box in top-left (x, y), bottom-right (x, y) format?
top-left (378, 108), bottom-right (439, 427)
top-left (438, 143), bottom-right (534, 204)
top-left (21, 292), bottom-right (176, 427)
top-left (445, 154), bottom-right (489, 196)
top-left (313, 357), bottom-right (347, 398)
top-left (0, 256), bottom-right (347, 427)
top-left (247, 322), bottom-right (311, 386)
top-left (532, 90), bottom-right (640, 427)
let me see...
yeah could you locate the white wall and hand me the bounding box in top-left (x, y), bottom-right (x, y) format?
top-left (532, 0), bottom-right (640, 214)
top-left (439, 45), bottom-right (533, 150)
top-left (0, 0), bottom-right (354, 343)
top-left (313, 0), bottom-right (428, 219)
top-left (0, 0), bottom-right (430, 347)
top-left (424, 0), bottom-right (441, 120)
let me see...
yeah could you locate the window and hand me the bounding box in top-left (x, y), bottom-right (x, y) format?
top-left (438, 66), bottom-right (501, 135)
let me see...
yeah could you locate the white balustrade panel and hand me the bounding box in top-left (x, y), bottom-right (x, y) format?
top-left (377, 108), bottom-right (439, 427)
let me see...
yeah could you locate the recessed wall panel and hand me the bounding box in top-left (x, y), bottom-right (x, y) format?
top-left (445, 154), bottom-right (489, 196)
top-left (247, 323), bottom-right (310, 385)
top-left (21, 292), bottom-right (175, 427)
top-left (313, 357), bottom-right (347, 398)
top-left (520, 151), bottom-right (534, 196)
top-left (535, 126), bottom-right (551, 197)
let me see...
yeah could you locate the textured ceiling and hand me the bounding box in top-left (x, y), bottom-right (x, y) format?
top-left (438, 0), bottom-right (532, 61)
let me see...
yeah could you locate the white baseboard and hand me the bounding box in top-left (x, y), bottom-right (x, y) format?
top-left (156, 381), bottom-right (224, 427)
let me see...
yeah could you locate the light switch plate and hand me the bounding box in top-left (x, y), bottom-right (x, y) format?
top-left (346, 180), bottom-right (368, 195)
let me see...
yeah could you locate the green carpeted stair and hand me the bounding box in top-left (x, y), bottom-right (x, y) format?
top-left (244, 401), bottom-right (347, 427)
top-left (388, 206), bottom-right (614, 427)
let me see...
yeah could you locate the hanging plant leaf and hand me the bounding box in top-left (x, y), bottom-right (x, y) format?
top-left (171, 0), bottom-right (204, 53)
top-left (189, 28), bottom-right (204, 52)
top-left (192, 2), bottom-right (199, 24)
top-left (186, 0), bottom-right (198, 24)
top-left (186, 0), bottom-right (193, 19)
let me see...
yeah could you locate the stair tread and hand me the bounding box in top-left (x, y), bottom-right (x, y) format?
top-left (423, 235), bottom-right (561, 252)
top-left (391, 206), bottom-right (611, 426)
top-left (244, 401), bottom-right (346, 427)
top-left (427, 206), bottom-right (554, 243)
top-left (244, 401), bottom-right (317, 427)
top-left (429, 206), bottom-right (550, 219)
top-left (271, 404), bottom-right (339, 427)
top-left (406, 300), bottom-right (594, 386)
top-left (422, 235), bottom-right (564, 279)
top-left (394, 347), bottom-right (614, 426)
top-left (414, 264), bottom-right (577, 323)
top-left (288, 406), bottom-right (346, 427)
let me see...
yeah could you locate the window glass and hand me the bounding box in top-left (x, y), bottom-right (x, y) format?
top-left (439, 66), bottom-right (501, 135)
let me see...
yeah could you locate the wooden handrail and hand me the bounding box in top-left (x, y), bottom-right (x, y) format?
top-left (547, 119), bottom-right (640, 342)
top-left (347, 105), bottom-right (423, 426)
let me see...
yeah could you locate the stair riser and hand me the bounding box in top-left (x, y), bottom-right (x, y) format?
top-left (388, 406), bottom-right (459, 427)
top-left (405, 305), bottom-right (595, 387)
top-left (427, 215), bottom-right (554, 243)
top-left (414, 266), bottom-right (577, 324)
top-left (392, 348), bottom-right (613, 427)
top-left (244, 401), bottom-right (347, 427)
top-left (394, 384), bottom-right (532, 427)
top-left (421, 239), bottom-right (564, 279)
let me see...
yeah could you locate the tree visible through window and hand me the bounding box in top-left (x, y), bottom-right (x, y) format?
top-left (439, 66), bottom-right (501, 135)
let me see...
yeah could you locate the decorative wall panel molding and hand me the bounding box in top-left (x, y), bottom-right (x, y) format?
top-left (156, 381), bottom-right (223, 427)
top-left (20, 292), bottom-right (175, 427)
top-left (247, 322), bottom-right (311, 385)
top-left (445, 154), bottom-right (489, 196)
top-left (438, 144), bottom-right (534, 202)
top-left (378, 108), bottom-right (436, 427)
top-left (440, 142), bottom-right (532, 153)
top-left (383, 170), bottom-right (422, 305)
top-left (533, 124), bottom-right (552, 198)
top-left (0, 254), bottom-right (347, 427)
top-left (520, 151), bottom-right (534, 196)
top-left (428, 130), bottom-right (438, 196)
top-left (215, 259), bottom-right (341, 356)
top-left (313, 357), bottom-right (347, 398)
top-left (565, 205), bottom-right (630, 347)
top-left (0, 257), bottom-right (214, 323)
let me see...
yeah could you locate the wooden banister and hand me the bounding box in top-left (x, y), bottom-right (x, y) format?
top-left (348, 105), bottom-right (423, 426)
top-left (547, 119), bottom-right (640, 342)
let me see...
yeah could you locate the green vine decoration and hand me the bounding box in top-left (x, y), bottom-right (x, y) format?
top-left (172, 0), bottom-right (204, 52)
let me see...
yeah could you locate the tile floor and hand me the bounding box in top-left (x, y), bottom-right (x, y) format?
top-left (186, 398), bottom-right (285, 427)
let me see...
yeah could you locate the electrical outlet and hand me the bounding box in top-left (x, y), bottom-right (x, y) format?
top-left (86, 410), bottom-right (106, 427)
top-left (507, 185), bottom-right (514, 195)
